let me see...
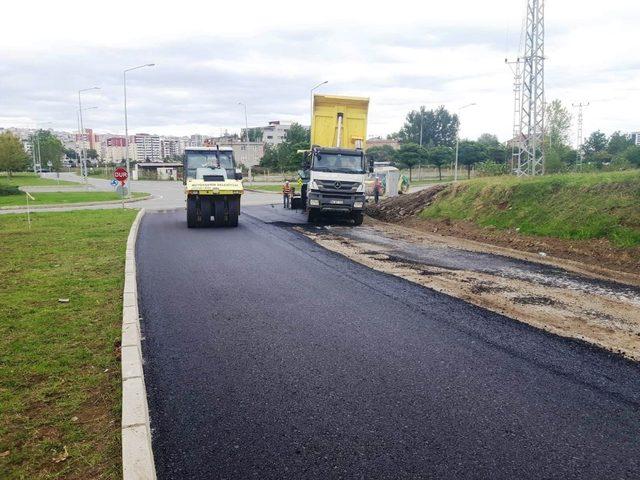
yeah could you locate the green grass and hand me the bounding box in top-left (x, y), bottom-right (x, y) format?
top-left (0, 209), bottom-right (138, 479)
top-left (250, 184), bottom-right (288, 192)
top-left (0, 173), bottom-right (79, 187)
top-left (0, 191), bottom-right (148, 208)
top-left (420, 170), bottom-right (640, 248)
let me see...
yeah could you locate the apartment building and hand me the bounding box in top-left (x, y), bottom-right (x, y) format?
top-left (218, 140), bottom-right (264, 168)
top-left (133, 133), bottom-right (161, 162)
top-left (160, 137), bottom-right (185, 160)
top-left (260, 121), bottom-right (292, 145)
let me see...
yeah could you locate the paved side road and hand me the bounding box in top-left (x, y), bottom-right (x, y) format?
top-left (136, 207), bottom-right (640, 479)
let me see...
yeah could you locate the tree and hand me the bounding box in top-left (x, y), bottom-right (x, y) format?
top-left (426, 145), bottom-right (454, 180)
top-left (607, 131), bottom-right (633, 156)
top-left (0, 132), bottom-right (29, 176)
top-left (477, 133), bottom-right (500, 146)
top-left (64, 148), bottom-right (79, 160)
top-left (397, 106), bottom-right (459, 147)
top-left (244, 127), bottom-right (263, 142)
top-left (394, 143), bottom-right (427, 180)
top-left (366, 145), bottom-right (396, 164)
top-left (457, 140), bottom-right (487, 178)
top-left (545, 100), bottom-right (572, 148)
top-left (622, 146), bottom-right (640, 167)
top-left (34, 130), bottom-right (63, 172)
top-left (285, 123), bottom-right (310, 145)
top-left (583, 130), bottom-right (608, 155)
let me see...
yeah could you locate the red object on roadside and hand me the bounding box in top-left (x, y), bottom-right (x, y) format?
top-left (114, 167), bottom-right (129, 184)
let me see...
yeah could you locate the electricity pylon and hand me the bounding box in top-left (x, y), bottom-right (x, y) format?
top-left (516, 0), bottom-right (545, 176)
top-left (572, 102), bottom-right (589, 170)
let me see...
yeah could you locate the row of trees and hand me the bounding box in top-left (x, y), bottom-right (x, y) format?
top-left (0, 130), bottom-right (65, 175)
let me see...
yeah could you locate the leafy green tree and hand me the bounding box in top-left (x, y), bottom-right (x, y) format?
top-left (426, 145), bottom-right (453, 180)
top-left (64, 148), bottom-right (79, 160)
top-left (583, 130), bottom-right (608, 155)
top-left (477, 133), bottom-right (500, 146)
top-left (622, 146), bottom-right (640, 167)
top-left (34, 130), bottom-right (63, 172)
top-left (86, 148), bottom-right (99, 160)
top-left (457, 140), bottom-right (487, 178)
top-left (366, 145), bottom-right (396, 164)
top-left (607, 131), bottom-right (633, 155)
top-left (394, 143), bottom-right (427, 180)
top-left (0, 132), bottom-right (29, 176)
top-left (243, 127), bottom-right (263, 142)
top-left (397, 106), bottom-right (459, 147)
top-left (286, 123), bottom-right (310, 145)
top-left (545, 99), bottom-right (572, 148)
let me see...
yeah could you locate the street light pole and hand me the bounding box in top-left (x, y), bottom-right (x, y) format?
top-left (310, 81), bottom-right (328, 138)
top-left (238, 102), bottom-right (249, 141)
top-left (78, 87), bottom-right (100, 184)
top-left (123, 63), bottom-right (155, 195)
top-left (454, 103), bottom-right (477, 182)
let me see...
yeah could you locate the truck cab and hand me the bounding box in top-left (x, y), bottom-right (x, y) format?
top-left (302, 94), bottom-right (372, 225)
top-left (304, 146), bottom-right (370, 224)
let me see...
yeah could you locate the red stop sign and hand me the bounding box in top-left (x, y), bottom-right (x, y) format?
top-left (114, 167), bottom-right (129, 184)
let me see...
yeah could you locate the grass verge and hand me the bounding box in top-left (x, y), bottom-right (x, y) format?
top-left (0, 191), bottom-right (149, 208)
top-left (1, 173), bottom-right (79, 187)
top-left (420, 170), bottom-right (640, 247)
top-left (0, 209), bottom-right (138, 479)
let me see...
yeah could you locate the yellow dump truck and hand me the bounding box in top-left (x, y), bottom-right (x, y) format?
top-left (183, 146), bottom-right (244, 228)
top-left (300, 94), bottom-right (373, 225)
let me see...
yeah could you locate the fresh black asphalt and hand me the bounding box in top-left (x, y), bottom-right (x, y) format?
top-left (137, 207), bottom-right (640, 479)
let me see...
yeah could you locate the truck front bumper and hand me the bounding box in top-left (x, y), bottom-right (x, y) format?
top-left (308, 191), bottom-right (365, 212)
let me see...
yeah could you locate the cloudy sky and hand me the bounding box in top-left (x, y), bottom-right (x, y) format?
top-left (1, 0), bottom-right (638, 143)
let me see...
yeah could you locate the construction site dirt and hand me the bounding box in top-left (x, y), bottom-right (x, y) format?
top-left (298, 220), bottom-right (640, 361)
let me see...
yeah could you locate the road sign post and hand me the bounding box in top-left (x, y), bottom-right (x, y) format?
top-left (114, 167), bottom-right (129, 209)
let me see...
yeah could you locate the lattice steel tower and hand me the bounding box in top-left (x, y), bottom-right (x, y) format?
top-left (516, 0), bottom-right (546, 176)
top-left (573, 102), bottom-right (589, 171)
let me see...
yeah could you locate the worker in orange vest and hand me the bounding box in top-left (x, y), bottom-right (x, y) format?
top-left (282, 181), bottom-right (292, 209)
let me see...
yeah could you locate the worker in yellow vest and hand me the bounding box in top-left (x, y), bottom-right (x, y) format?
top-left (282, 181), bottom-right (292, 209)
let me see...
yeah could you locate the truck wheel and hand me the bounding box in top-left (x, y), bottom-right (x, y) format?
top-left (187, 197), bottom-right (197, 228)
top-left (200, 197), bottom-right (213, 227)
top-left (213, 198), bottom-right (225, 227)
top-left (227, 196), bottom-right (240, 227)
top-left (352, 212), bottom-right (364, 226)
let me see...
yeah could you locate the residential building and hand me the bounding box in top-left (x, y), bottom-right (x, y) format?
top-left (259, 121), bottom-right (292, 145)
top-left (218, 140), bottom-right (264, 168)
top-left (133, 133), bottom-right (161, 162)
top-left (100, 136), bottom-right (127, 164)
top-left (160, 137), bottom-right (184, 160)
top-left (629, 132), bottom-right (640, 146)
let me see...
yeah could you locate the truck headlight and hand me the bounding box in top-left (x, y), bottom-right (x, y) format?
top-left (354, 201), bottom-right (364, 208)
top-left (310, 199), bottom-right (320, 206)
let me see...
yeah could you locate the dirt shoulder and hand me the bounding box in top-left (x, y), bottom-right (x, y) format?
top-left (366, 185), bottom-right (640, 278)
top-left (297, 220), bottom-right (640, 361)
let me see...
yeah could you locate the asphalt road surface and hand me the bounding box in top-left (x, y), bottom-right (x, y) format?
top-left (137, 206), bottom-right (640, 479)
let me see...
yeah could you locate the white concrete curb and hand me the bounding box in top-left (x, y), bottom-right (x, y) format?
top-left (121, 209), bottom-right (157, 480)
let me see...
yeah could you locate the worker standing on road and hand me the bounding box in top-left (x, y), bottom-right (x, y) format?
top-left (282, 181), bottom-right (292, 209)
top-left (374, 176), bottom-right (382, 204)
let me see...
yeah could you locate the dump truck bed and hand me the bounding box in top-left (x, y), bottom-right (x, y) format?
top-left (311, 94), bottom-right (369, 150)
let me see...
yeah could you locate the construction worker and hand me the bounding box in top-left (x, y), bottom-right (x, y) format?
top-left (282, 180), bottom-right (292, 209)
top-left (373, 176), bottom-right (382, 204)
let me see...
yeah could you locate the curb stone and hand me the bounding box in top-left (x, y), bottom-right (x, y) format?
top-left (121, 209), bottom-right (156, 480)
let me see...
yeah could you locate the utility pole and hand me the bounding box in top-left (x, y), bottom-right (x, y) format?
top-left (78, 87), bottom-right (100, 184)
top-left (310, 81), bottom-right (328, 137)
top-left (123, 63), bottom-right (155, 196)
top-left (505, 58), bottom-right (523, 173)
top-left (572, 102), bottom-right (589, 171)
top-left (238, 102), bottom-right (249, 141)
top-left (515, 0), bottom-right (545, 176)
